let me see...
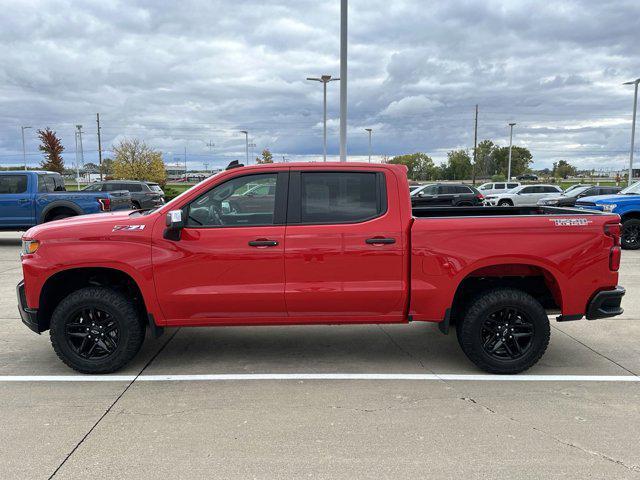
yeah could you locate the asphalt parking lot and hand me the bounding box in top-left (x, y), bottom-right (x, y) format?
top-left (1, 231), bottom-right (639, 479)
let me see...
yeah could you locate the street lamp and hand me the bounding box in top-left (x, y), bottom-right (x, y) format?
top-left (307, 75), bottom-right (340, 162)
top-left (339, 0), bottom-right (348, 162)
top-left (20, 126), bottom-right (32, 171)
top-left (624, 78), bottom-right (640, 185)
top-left (240, 130), bottom-right (249, 165)
top-left (364, 128), bottom-right (372, 162)
top-left (507, 122), bottom-right (516, 180)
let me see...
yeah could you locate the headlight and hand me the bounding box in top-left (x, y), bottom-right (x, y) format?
top-left (602, 204), bottom-right (617, 212)
top-left (21, 239), bottom-right (40, 255)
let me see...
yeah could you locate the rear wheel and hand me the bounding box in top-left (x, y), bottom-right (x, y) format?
top-left (50, 287), bottom-right (145, 373)
top-left (456, 288), bottom-right (550, 374)
top-left (498, 200), bottom-right (512, 207)
top-left (131, 201), bottom-right (141, 210)
top-left (621, 219), bottom-right (640, 250)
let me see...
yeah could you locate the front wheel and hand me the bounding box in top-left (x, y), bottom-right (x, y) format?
top-left (50, 287), bottom-right (145, 373)
top-left (497, 200), bottom-right (512, 207)
top-left (456, 288), bottom-right (550, 374)
top-left (621, 219), bottom-right (640, 250)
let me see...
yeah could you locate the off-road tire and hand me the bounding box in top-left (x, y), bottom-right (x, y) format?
top-left (621, 219), bottom-right (640, 250)
top-left (456, 288), bottom-right (550, 374)
top-left (50, 287), bottom-right (145, 374)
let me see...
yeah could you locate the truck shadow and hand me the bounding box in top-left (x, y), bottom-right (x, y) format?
top-left (150, 322), bottom-right (477, 373)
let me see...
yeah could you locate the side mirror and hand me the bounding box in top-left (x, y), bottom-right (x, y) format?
top-left (163, 210), bottom-right (184, 241)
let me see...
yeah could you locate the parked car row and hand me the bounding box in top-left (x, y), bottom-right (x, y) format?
top-left (0, 171), bottom-right (167, 231)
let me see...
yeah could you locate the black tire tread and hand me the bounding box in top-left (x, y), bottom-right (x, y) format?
top-left (50, 287), bottom-right (144, 374)
top-left (457, 288), bottom-right (550, 374)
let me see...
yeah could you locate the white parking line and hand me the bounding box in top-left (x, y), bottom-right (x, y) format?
top-left (0, 373), bottom-right (639, 382)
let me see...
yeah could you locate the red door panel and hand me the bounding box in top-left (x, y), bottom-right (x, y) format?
top-left (152, 226), bottom-right (286, 324)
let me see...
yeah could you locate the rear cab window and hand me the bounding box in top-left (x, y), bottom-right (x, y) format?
top-left (288, 171), bottom-right (386, 224)
top-left (0, 174), bottom-right (28, 194)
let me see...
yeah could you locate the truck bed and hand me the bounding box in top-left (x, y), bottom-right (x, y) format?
top-left (412, 205), bottom-right (604, 218)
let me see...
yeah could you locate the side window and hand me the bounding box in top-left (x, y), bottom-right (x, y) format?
top-left (457, 186), bottom-right (473, 194)
top-left (0, 175), bottom-right (28, 194)
top-left (507, 183), bottom-right (519, 189)
top-left (297, 172), bottom-right (383, 224)
top-left (128, 183), bottom-right (143, 192)
top-left (520, 187), bottom-right (534, 194)
top-left (495, 183), bottom-right (506, 190)
top-left (84, 183), bottom-right (102, 192)
top-left (438, 185), bottom-right (454, 195)
top-left (186, 173), bottom-right (278, 227)
top-left (44, 175), bottom-right (56, 192)
top-left (52, 175), bottom-right (66, 191)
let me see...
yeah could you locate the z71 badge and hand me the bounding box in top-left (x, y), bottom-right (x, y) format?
top-left (549, 218), bottom-right (592, 227)
top-left (112, 225), bottom-right (146, 232)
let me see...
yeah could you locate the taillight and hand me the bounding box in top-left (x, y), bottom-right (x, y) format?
top-left (98, 198), bottom-right (111, 211)
top-left (605, 223), bottom-right (622, 271)
top-left (476, 193), bottom-right (484, 201)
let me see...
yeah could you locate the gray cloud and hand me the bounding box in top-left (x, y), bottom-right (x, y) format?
top-left (0, 0), bottom-right (638, 171)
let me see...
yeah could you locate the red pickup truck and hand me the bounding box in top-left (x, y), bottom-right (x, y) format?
top-left (18, 163), bottom-right (625, 374)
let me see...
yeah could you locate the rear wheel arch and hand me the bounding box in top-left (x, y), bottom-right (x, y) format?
top-left (41, 202), bottom-right (83, 223)
top-left (449, 263), bottom-right (563, 324)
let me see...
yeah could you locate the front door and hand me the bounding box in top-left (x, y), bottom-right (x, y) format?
top-left (284, 169), bottom-right (406, 322)
top-left (152, 171), bottom-right (288, 324)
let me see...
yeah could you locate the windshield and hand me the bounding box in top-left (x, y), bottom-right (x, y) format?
top-left (565, 186), bottom-right (590, 197)
top-left (620, 182), bottom-right (640, 195)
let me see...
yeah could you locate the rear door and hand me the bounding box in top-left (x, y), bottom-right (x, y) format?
top-left (284, 169), bottom-right (405, 321)
top-left (0, 174), bottom-right (34, 227)
top-left (436, 185), bottom-right (456, 205)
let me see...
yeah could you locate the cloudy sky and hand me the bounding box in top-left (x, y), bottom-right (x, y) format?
top-left (0, 0), bottom-right (639, 171)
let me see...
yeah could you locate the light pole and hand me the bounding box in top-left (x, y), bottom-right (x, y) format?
top-left (507, 122), bottom-right (516, 180)
top-left (76, 125), bottom-right (84, 184)
top-left (307, 75), bottom-right (339, 162)
top-left (624, 78), bottom-right (640, 185)
top-left (339, 0), bottom-right (348, 162)
top-left (240, 130), bottom-right (249, 165)
top-left (20, 126), bottom-right (32, 170)
top-left (364, 128), bottom-right (372, 162)
top-left (74, 130), bottom-right (80, 189)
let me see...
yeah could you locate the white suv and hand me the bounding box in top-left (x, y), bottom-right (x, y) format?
top-left (484, 184), bottom-right (563, 206)
top-left (477, 181), bottom-right (521, 196)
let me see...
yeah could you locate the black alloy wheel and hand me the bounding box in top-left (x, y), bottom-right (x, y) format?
top-left (480, 307), bottom-right (534, 361)
top-left (64, 307), bottom-right (119, 360)
top-left (622, 219), bottom-right (640, 250)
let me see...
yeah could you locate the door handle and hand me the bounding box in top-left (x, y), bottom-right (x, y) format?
top-left (365, 237), bottom-right (396, 245)
top-left (248, 239), bottom-right (279, 247)
top-left (18, 198), bottom-right (30, 204)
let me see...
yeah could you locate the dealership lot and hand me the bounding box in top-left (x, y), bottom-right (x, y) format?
top-left (1, 231), bottom-right (640, 479)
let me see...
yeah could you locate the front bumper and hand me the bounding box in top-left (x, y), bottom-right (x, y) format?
top-left (586, 286), bottom-right (625, 320)
top-left (17, 280), bottom-right (43, 334)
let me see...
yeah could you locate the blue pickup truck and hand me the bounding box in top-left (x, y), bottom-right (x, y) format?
top-left (0, 171), bottom-right (131, 230)
top-left (576, 181), bottom-right (640, 249)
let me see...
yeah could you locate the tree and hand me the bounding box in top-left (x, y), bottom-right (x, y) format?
top-left (552, 160), bottom-right (577, 179)
top-left (492, 146), bottom-right (533, 179)
top-left (112, 139), bottom-right (166, 185)
top-left (389, 153), bottom-right (438, 181)
top-left (474, 140), bottom-right (497, 178)
top-left (37, 128), bottom-right (65, 173)
top-left (443, 149), bottom-right (473, 180)
top-left (256, 148), bottom-right (273, 164)
top-left (101, 158), bottom-right (114, 176)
